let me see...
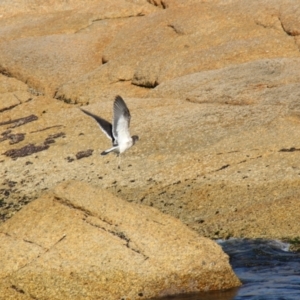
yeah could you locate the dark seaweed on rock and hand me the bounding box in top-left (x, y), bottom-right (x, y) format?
top-left (9, 133), bottom-right (25, 144)
top-left (0, 115), bottom-right (38, 128)
top-left (47, 132), bottom-right (65, 139)
top-left (2, 131), bottom-right (66, 159)
top-left (44, 132), bottom-right (65, 145)
top-left (3, 143), bottom-right (49, 159)
top-left (76, 149), bottom-right (93, 160)
top-left (0, 131), bottom-right (25, 144)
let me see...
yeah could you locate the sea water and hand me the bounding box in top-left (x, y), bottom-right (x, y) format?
top-left (152, 239), bottom-right (300, 300)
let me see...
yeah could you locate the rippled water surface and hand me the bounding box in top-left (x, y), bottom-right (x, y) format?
top-left (151, 239), bottom-right (300, 300)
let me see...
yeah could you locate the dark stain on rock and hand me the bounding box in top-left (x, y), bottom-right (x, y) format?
top-left (65, 156), bottom-right (74, 162)
top-left (0, 197), bottom-right (22, 221)
top-left (10, 285), bottom-right (25, 294)
top-left (76, 149), bottom-right (93, 160)
top-left (6, 180), bottom-right (17, 188)
top-left (44, 138), bottom-right (55, 145)
top-left (216, 164), bottom-right (230, 171)
top-left (0, 114), bottom-right (38, 128)
top-left (238, 160), bottom-right (247, 164)
top-left (279, 147), bottom-right (300, 152)
top-left (158, 191), bottom-right (166, 195)
top-left (44, 132), bottom-right (66, 145)
top-left (3, 143), bottom-right (49, 159)
top-left (250, 155), bottom-right (262, 159)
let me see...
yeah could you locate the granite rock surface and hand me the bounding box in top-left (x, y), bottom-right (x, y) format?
top-left (0, 181), bottom-right (241, 299)
top-left (1, 0), bottom-right (300, 297)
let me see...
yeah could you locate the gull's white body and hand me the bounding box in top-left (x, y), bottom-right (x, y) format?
top-left (80, 95), bottom-right (139, 156)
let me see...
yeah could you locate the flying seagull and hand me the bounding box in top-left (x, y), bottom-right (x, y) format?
top-left (80, 95), bottom-right (139, 157)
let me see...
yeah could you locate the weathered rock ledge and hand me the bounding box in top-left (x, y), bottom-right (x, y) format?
top-left (0, 181), bottom-right (240, 300)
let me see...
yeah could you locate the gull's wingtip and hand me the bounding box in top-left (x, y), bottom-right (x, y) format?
top-left (114, 95), bottom-right (127, 107)
top-left (79, 107), bottom-right (90, 115)
top-left (115, 95), bottom-right (124, 101)
top-left (114, 95), bottom-right (129, 114)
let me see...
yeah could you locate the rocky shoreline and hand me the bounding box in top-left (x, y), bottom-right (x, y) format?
top-left (1, 0), bottom-right (300, 298)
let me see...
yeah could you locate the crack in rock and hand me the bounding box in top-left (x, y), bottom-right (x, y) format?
top-left (167, 24), bottom-right (184, 35)
top-left (0, 94), bottom-right (31, 113)
top-left (23, 239), bottom-right (47, 250)
top-left (54, 196), bottom-right (113, 226)
top-left (74, 13), bottom-right (145, 34)
top-left (54, 197), bottom-right (148, 259)
top-left (84, 217), bottom-right (148, 259)
top-left (214, 164), bottom-right (230, 172)
top-left (6, 235), bottom-right (66, 300)
top-left (0, 103), bottom-right (21, 113)
top-left (30, 125), bottom-right (64, 133)
top-left (3, 234), bottom-right (66, 280)
top-left (279, 147), bottom-right (300, 152)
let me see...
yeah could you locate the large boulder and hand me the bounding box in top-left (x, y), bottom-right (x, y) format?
top-left (0, 181), bottom-right (240, 299)
top-left (0, 0), bottom-right (156, 97)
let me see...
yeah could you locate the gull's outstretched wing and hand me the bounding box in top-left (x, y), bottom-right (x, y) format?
top-left (113, 96), bottom-right (132, 145)
top-left (80, 108), bottom-right (116, 144)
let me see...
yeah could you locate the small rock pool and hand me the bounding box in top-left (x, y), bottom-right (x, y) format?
top-left (151, 239), bottom-right (300, 300)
